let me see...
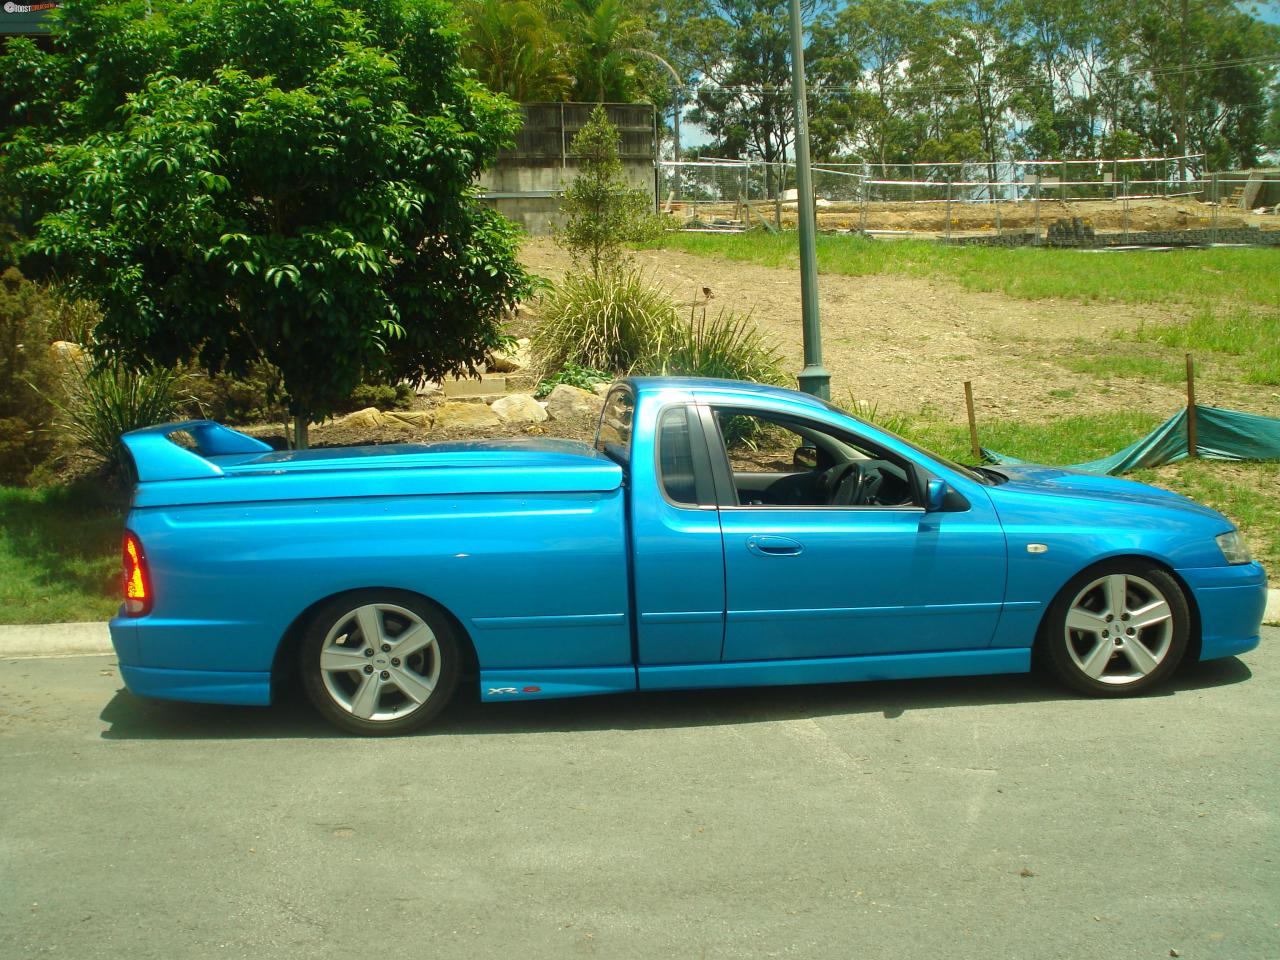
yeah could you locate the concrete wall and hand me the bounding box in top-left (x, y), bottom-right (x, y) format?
top-left (478, 102), bottom-right (656, 235)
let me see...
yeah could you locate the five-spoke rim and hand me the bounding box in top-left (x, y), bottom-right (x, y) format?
top-left (1064, 573), bottom-right (1174, 685)
top-left (319, 603), bottom-right (440, 721)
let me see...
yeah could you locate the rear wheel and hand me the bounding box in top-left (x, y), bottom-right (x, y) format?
top-left (1041, 560), bottom-right (1190, 696)
top-left (300, 591), bottom-right (459, 735)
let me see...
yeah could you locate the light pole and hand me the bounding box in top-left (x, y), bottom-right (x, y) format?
top-left (787, 0), bottom-right (829, 399)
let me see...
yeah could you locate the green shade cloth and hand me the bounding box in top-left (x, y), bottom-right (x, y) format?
top-left (983, 405), bottom-right (1280, 475)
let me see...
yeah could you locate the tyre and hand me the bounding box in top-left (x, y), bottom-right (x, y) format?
top-left (1040, 559), bottom-right (1190, 697)
top-left (299, 591), bottom-right (460, 735)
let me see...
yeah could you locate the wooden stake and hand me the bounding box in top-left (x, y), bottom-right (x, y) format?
top-left (964, 381), bottom-right (981, 461)
top-left (1185, 353), bottom-right (1198, 458)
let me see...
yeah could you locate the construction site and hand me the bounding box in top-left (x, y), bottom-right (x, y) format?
top-left (659, 159), bottom-right (1280, 247)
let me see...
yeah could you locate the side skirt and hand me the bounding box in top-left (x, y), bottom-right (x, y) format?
top-left (639, 648), bottom-right (1031, 692)
top-left (477, 648), bottom-right (1032, 702)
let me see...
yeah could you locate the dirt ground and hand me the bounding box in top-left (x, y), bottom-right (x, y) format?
top-left (520, 238), bottom-right (1278, 424)
top-left (680, 197), bottom-right (1280, 236)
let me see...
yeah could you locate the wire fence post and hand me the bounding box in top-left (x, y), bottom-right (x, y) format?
top-left (1122, 178), bottom-right (1130, 242)
top-left (1211, 173), bottom-right (1219, 244)
top-left (945, 178), bottom-right (953, 242)
top-left (773, 163), bottom-right (782, 230)
top-left (1033, 177), bottom-right (1041, 241)
top-left (859, 171), bottom-right (869, 236)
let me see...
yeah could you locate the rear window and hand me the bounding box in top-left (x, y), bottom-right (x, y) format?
top-left (594, 388), bottom-right (635, 464)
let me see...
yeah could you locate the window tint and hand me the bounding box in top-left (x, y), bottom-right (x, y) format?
top-left (657, 407), bottom-right (698, 505)
top-left (594, 388), bottom-right (634, 463)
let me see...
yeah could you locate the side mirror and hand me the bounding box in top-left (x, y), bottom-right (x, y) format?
top-left (925, 478), bottom-right (948, 512)
top-left (793, 446), bottom-right (819, 470)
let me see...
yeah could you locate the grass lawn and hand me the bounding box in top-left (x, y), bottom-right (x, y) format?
top-left (0, 484), bottom-right (127, 624)
top-left (653, 232), bottom-right (1280, 309)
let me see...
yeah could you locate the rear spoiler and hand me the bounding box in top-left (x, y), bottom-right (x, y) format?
top-left (120, 420), bottom-right (273, 482)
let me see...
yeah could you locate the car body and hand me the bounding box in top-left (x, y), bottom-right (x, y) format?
top-left (109, 377), bottom-right (1268, 733)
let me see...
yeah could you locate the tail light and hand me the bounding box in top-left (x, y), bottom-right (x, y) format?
top-left (122, 531), bottom-right (152, 616)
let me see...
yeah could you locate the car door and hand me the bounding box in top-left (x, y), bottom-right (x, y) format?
top-left (704, 405), bottom-right (1006, 663)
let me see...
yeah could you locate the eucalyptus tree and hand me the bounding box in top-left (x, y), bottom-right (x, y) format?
top-left (1122, 0), bottom-right (1279, 171)
top-left (808, 0), bottom-right (931, 165)
top-left (666, 0), bottom-right (818, 196)
top-left (912, 0), bottom-right (1031, 183)
top-left (1, 0), bottom-right (532, 448)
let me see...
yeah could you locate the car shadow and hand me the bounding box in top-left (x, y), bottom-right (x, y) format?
top-left (98, 655), bottom-right (1253, 741)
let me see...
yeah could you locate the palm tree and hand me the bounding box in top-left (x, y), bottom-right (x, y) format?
top-left (558, 0), bottom-right (653, 103)
top-left (461, 0), bottom-right (573, 102)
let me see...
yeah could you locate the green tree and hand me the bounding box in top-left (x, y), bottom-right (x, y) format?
top-left (1123, 0), bottom-right (1279, 172)
top-left (556, 105), bottom-right (654, 279)
top-left (461, 0), bottom-right (573, 102)
top-left (669, 0), bottom-right (817, 198)
top-left (808, 0), bottom-right (931, 165)
top-left (560, 0), bottom-right (660, 103)
top-left (914, 0), bottom-right (1030, 184)
top-left (2, 0), bottom-right (532, 448)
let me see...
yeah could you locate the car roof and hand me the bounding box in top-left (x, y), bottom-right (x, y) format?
top-left (624, 376), bottom-right (831, 413)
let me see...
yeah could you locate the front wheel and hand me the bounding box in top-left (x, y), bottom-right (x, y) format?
top-left (1040, 560), bottom-right (1190, 697)
top-left (300, 591), bottom-right (460, 735)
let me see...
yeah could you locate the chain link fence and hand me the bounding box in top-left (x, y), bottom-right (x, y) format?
top-left (655, 156), bottom-right (1280, 245)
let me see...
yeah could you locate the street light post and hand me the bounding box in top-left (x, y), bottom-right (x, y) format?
top-left (788, 0), bottom-right (829, 400)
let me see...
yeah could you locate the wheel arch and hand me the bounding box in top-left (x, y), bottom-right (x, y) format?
top-left (269, 587), bottom-right (480, 702)
top-left (1033, 552), bottom-right (1202, 662)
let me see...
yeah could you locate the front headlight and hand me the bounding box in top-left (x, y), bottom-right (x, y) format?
top-left (1216, 530), bottom-right (1252, 565)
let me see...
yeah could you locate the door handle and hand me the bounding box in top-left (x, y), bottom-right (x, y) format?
top-left (746, 535), bottom-right (804, 557)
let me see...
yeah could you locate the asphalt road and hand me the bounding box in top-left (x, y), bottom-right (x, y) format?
top-left (2, 632), bottom-right (1278, 960)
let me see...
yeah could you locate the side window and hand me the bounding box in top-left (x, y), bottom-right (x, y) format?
top-left (712, 408), bottom-right (918, 509)
top-left (657, 406), bottom-right (700, 505)
top-left (594, 388), bottom-right (634, 464)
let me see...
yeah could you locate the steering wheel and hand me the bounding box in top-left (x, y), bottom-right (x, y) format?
top-left (821, 461), bottom-right (864, 506)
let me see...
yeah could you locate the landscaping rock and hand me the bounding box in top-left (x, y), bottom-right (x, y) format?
top-left (48, 341), bottom-right (84, 363)
top-left (545, 384), bottom-right (604, 421)
top-left (433, 401), bottom-right (501, 431)
top-left (490, 393), bottom-right (548, 424)
top-left (383, 410), bottom-right (433, 429)
top-left (487, 337), bottom-right (532, 374)
top-left (591, 381), bottom-right (614, 397)
top-left (337, 407), bottom-right (386, 429)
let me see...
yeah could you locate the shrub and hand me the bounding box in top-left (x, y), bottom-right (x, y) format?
top-left (652, 307), bottom-right (788, 386)
top-left (181, 361), bottom-right (287, 425)
top-left (0, 267), bottom-right (61, 485)
top-left (533, 269), bottom-right (679, 373)
top-left (345, 382), bottom-right (414, 413)
top-left (59, 361), bottom-right (183, 479)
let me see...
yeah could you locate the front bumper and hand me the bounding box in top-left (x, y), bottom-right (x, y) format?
top-left (1178, 561), bottom-right (1268, 661)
